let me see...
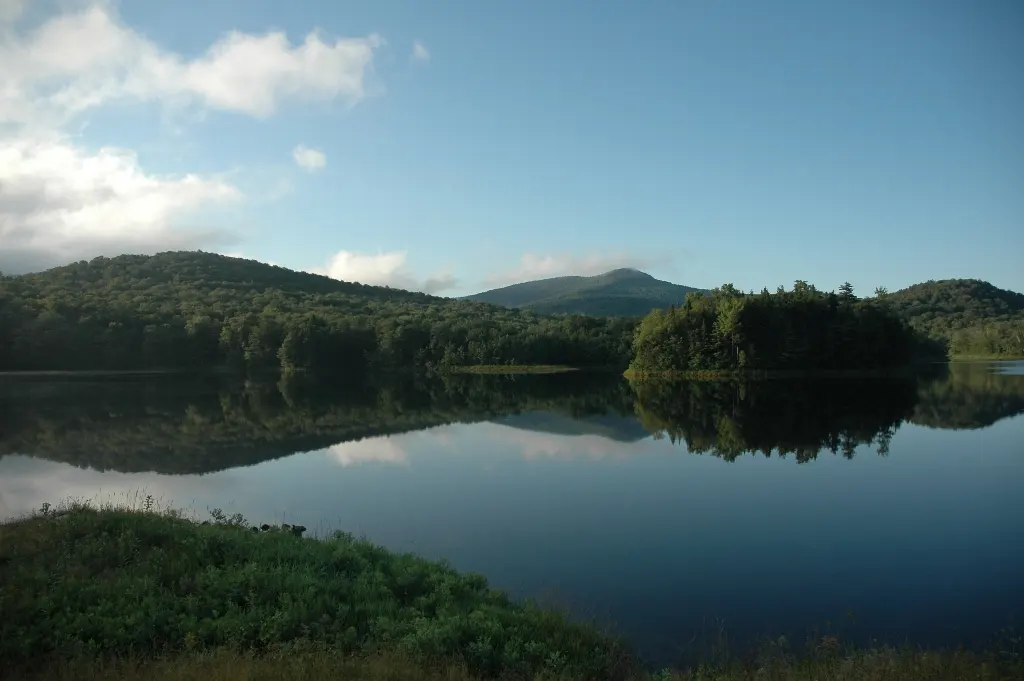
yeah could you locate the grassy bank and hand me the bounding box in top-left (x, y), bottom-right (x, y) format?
top-left (1, 500), bottom-right (632, 680)
top-left (2, 501), bottom-right (1020, 680)
top-left (449, 365), bottom-right (579, 374)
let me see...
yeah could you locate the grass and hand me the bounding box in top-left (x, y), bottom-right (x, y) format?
top-left (2, 499), bottom-right (1021, 681)
top-left (448, 365), bottom-right (579, 375)
top-left (0, 498), bottom-right (632, 680)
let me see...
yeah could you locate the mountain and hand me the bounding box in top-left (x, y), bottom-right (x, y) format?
top-left (0, 251), bottom-right (637, 372)
top-left (465, 268), bottom-right (704, 317)
top-left (884, 279), bottom-right (1024, 339)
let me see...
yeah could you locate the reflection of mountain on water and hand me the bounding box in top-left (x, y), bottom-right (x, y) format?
top-left (2, 362), bottom-right (1022, 475)
top-left (910, 362), bottom-right (1024, 430)
top-left (490, 411), bottom-right (650, 443)
top-left (0, 372), bottom-right (635, 475)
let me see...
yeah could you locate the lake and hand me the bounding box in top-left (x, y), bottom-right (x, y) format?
top-left (2, 362), bottom-right (1022, 667)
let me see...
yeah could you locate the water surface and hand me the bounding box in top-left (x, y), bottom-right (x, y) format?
top-left (2, 363), bottom-right (1022, 666)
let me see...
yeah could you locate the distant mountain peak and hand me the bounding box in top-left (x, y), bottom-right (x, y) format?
top-left (601, 267), bottom-right (653, 279)
top-left (465, 268), bottom-right (703, 317)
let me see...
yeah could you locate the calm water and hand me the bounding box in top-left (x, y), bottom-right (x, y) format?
top-left (2, 363), bottom-right (1022, 666)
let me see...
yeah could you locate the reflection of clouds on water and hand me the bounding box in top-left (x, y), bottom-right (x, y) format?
top-left (481, 424), bottom-right (662, 461)
top-left (0, 420), bottom-right (665, 524)
top-left (326, 437), bottom-right (409, 468)
top-left (324, 426), bottom-right (462, 468)
top-left (0, 455), bottom-right (248, 522)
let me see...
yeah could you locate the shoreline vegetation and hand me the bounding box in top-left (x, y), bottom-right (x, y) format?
top-left (2, 501), bottom-right (1021, 681)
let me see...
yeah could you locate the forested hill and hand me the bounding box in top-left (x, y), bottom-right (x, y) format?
top-left (0, 252), bottom-right (636, 372)
top-left (885, 279), bottom-right (1024, 335)
top-left (883, 279), bottom-right (1024, 357)
top-left (5, 250), bottom-right (438, 303)
top-left (465, 268), bottom-right (705, 317)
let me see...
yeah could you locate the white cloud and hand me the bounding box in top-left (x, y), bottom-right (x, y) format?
top-left (485, 251), bottom-right (671, 288)
top-left (411, 40), bottom-right (430, 63)
top-left (292, 144), bottom-right (326, 172)
top-left (310, 249), bottom-right (457, 294)
top-left (0, 132), bottom-right (242, 274)
top-left (0, 2), bottom-right (383, 274)
top-left (0, 0), bottom-right (26, 24)
top-left (1, 3), bottom-right (383, 125)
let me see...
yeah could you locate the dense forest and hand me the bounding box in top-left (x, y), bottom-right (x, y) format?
top-left (3, 364), bottom-right (1019, 475)
top-left (947, 321), bottom-right (1024, 358)
top-left (882, 279), bottom-right (1024, 356)
top-left (0, 252), bottom-right (635, 373)
top-left (3, 253), bottom-right (1020, 375)
top-left (627, 282), bottom-right (944, 375)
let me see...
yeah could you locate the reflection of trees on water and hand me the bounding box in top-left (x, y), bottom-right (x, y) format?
top-left (909, 362), bottom-right (1024, 430)
top-left (631, 379), bottom-right (915, 462)
top-left (630, 363), bottom-right (1024, 461)
top-left (0, 363), bottom-right (1020, 474)
top-left (0, 372), bottom-right (634, 475)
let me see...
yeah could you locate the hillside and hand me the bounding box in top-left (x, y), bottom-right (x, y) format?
top-left (884, 279), bottom-right (1024, 336)
top-left (0, 251), bottom-right (636, 373)
top-left (466, 268), bottom-right (704, 317)
top-left (883, 279), bottom-right (1024, 357)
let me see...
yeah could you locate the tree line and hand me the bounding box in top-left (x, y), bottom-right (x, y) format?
top-left (0, 253), bottom-right (989, 375)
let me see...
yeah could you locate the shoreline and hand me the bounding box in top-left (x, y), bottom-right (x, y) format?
top-left (3, 501), bottom-right (1020, 680)
top-left (446, 364), bottom-right (580, 374)
top-left (1, 357), bottom-right (1020, 380)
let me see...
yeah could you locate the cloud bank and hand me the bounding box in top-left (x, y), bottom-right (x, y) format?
top-left (0, 133), bottom-right (242, 274)
top-left (1, 3), bottom-right (381, 125)
top-left (0, 2), bottom-right (380, 274)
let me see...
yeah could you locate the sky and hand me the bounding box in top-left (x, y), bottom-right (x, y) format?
top-left (1, 0), bottom-right (1021, 297)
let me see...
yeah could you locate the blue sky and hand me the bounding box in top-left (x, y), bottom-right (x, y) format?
top-left (1, 0), bottom-right (1021, 296)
